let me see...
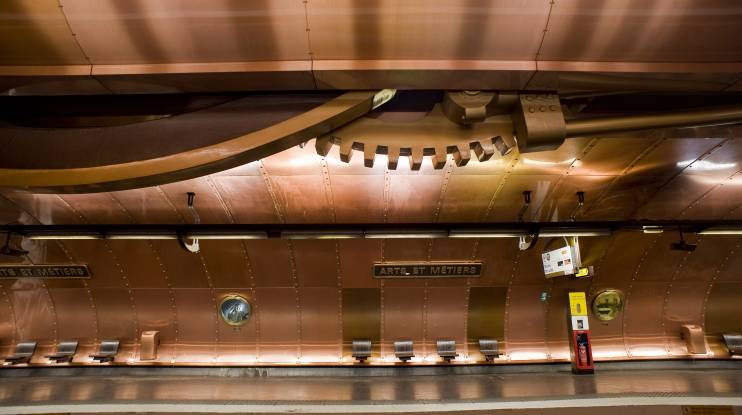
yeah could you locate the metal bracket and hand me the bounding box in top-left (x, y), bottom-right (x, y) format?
top-left (179, 192), bottom-right (200, 254)
top-left (569, 191), bottom-right (585, 222)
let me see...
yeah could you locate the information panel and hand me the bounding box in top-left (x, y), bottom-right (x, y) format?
top-left (0, 265), bottom-right (90, 278)
top-left (373, 262), bottom-right (482, 278)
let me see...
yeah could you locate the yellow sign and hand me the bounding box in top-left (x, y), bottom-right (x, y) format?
top-left (569, 292), bottom-right (588, 316)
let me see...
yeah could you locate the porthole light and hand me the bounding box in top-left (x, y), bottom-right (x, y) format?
top-left (219, 295), bottom-right (251, 326)
top-left (592, 289), bottom-right (623, 321)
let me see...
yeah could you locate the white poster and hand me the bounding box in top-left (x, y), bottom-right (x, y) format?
top-left (571, 316), bottom-right (589, 331)
top-left (541, 246), bottom-right (575, 277)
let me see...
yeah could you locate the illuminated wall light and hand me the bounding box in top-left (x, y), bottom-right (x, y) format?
top-left (508, 351), bottom-right (548, 361)
top-left (107, 234), bottom-right (178, 240)
top-left (698, 227), bottom-right (742, 235)
top-left (629, 347), bottom-right (669, 358)
top-left (365, 230), bottom-right (448, 239)
top-left (677, 159), bottom-right (736, 171)
top-left (448, 230), bottom-right (525, 238)
top-left (190, 232), bottom-right (267, 240)
top-left (281, 231), bottom-right (363, 240)
top-left (539, 229), bottom-right (611, 237)
top-left (25, 234), bottom-right (101, 240)
top-left (591, 350), bottom-right (628, 359)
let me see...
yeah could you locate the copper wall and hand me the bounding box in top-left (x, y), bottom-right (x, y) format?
top-left (1, 0), bottom-right (741, 94)
top-left (0, 125), bottom-right (741, 364)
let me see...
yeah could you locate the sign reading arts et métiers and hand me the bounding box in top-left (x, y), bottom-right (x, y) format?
top-left (374, 262), bottom-right (482, 278)
top-left (0, 265), bottom-right (90, 279)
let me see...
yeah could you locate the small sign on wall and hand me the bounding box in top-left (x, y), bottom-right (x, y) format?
top-left (0, 265), bottom-right (90, 278)
top-left (571, 315), bottom-right (589, 331)
top-left (373, 262), bottom-right (482, 278)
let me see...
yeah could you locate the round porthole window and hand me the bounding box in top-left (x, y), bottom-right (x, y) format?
top-left (219, 295), bottom-right (251, 326)
top-left (592, 289), bottom-right (623, 322)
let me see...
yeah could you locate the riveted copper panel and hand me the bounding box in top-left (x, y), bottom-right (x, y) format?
top-left (107, 240), bottom-right (168, 289)
top-left (173, 289), bottom-right (216, 344)
top-left (255, 287), bottom-right (298, 362)
top-left (512, 240), bottom-right (551, 285)
top-left (90, 288), bottom-right (137, 340)
top-left (467, 287), bottom-right (506, 354)
top-left (505, 284), bottom-right (548, 360)
top-left (437, 175), bottom-right (504, 222)
top-left (260, 145), bottom-right (323, 177)
top-left (151, 240), bottom-right (209, 288)
top-left (513, 137), bottom-right (592, 175)
top-left (382, 288), bottom-right (425, 357)
top-left (308, 0), bottom-right (549, 61)
top-left (539, 0), bottom-right (742, 63)
top-left (6, 279), bottom-right (56, 343)
top-left (537, 175), bottom-right (615, 222)
top-left (330, 174), bottom-right (386, 223)
top-left (292, 240), bottom-right (338, 287)
top-left (299, 287), bottom-right (341, 362)
top-left (110, 188), bottom-right (182, 224)
top-left (47, 287), bottom-right (97, 342)
top-left (1, 192), bottom-right (83, 225)
top-left (486, 175), bottom-right (559, 222)
top-left (387, 174), bottom-right (443, 223)
top-left (341, 288), bottom-right (380, 356)
top-left (211, 176), bottom-right (280, 223)
top-left (426, 286), bottom-right (468, 356)
top-left (474, 239), bottom-right (516, 287)
top-left (381, 239), bottom-right (431, 288)
top-left (633, 234), bottom-right (689, 282)
top-left (705, 282), bottom-right (742, 335)
top-left (244, 240), bottom-right (293, 288)
top-left (132, 289), bottom-right (177, 343)
top-left (199, 241), bottom-right (252, 289)
top-left (337, 239), bottom-right (382, 289)
top-left (623, 281), bottom-right (668, 357)
top-left (0, 1), bottom-right (88, 65)
top-left (61, 0), bottom-right (310, 64)
top-left (684, 182), bottom-right (742, 220)
top-left (638, 175), bottom-right (723, 220)
top-left (58, 193), bottom-right (132, 224)
top-left (159, 178), bottom-right (233, 224)
top-left (268, 175), bottom-right (334, 223)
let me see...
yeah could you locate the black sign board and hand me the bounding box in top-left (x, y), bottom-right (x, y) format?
top-left (373, 262), bottom-right (482, 278)
top-left (0, 265), bottom-right (90, 279)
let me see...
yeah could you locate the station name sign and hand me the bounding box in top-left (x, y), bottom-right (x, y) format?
top-left (0, 265), bottom-right (91, 279)
top-left (373, 262), bottom-right (482, 278)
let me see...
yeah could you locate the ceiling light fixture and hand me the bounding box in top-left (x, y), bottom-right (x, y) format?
top-left (697, 227), bottom-right (742, 235)
top-left (448, 229), bottom-right (527, 238)
top-left (364, 230), bottom-right (448, 239)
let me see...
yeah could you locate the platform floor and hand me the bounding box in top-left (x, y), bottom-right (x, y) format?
top-left (0, 362), bottom-right (740, 414)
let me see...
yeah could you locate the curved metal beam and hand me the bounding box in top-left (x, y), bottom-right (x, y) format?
top-left (0, 91), bottom-right (378, 194)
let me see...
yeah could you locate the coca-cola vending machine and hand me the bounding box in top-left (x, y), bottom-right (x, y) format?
top-left (568, 292), bottom-right (594, 374)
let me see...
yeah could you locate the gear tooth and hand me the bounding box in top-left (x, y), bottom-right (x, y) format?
top-left (453, 144), bottom-right (471, 167)
top-left (474, 139), bottom-right (495, 162)
top-left (315, 135), bottom-right (334, 156)
top-left (363, 144), bottom-right (376, 168)
top-left (387, 146), bottom-right (400, 170)
top-left (409, 147), bottom-right (424, 170)
top-left (432, 146), bottom-right (448, 169)
top-left (339, 139), bottom-right (354, 163)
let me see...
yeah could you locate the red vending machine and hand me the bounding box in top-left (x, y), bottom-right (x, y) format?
top-left (568, 292), bottom-right (594, 374)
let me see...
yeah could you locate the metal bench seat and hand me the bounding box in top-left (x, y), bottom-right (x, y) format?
top-left (3, 341), bottom-right (37, 365)
top-left (90, 340), bottom-right (119, 363)
top-left (45, 341), bottom-right (78, 363)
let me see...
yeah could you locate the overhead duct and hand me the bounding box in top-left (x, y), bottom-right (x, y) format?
top-left (565, 105), bottom-right (742, 138)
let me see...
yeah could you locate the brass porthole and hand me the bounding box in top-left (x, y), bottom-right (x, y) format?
top-left (219, 295), bottom-right (252, 326)
top-left (592, 289), bottom-right (623, 322)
